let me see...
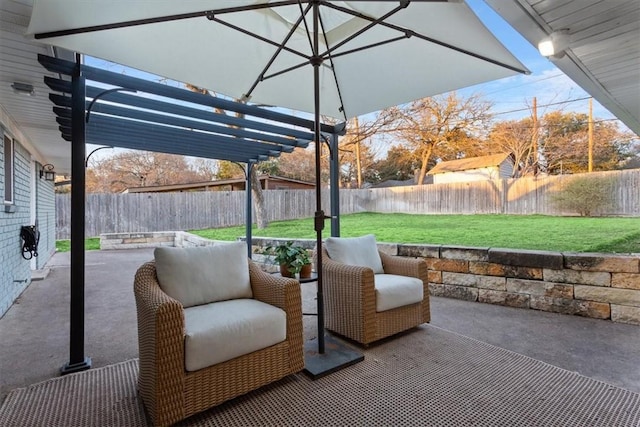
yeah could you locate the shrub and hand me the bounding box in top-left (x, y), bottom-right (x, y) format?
top-left (551, 175), bottom-right (615, 216)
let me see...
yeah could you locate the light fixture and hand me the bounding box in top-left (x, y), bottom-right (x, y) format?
top-left (40, 163), bottom-right (56, 181)
top-left (538, 30), bottom-right (571, 59)
top-left (11, 82), bottom-right (35, 96)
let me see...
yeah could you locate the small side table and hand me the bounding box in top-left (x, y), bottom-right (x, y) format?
top-left (298, 273), bottom-right (318, 284)
top-left (272, 272), bottom-right (317, 283)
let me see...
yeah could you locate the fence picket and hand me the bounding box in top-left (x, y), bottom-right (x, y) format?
top-left (55, 169), bottom-right (640, 238)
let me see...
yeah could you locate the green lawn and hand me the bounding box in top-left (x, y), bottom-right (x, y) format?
top-left (56, 237), bottom-right (101, 252)
top-left (190, 213), bottom-right (640, 254)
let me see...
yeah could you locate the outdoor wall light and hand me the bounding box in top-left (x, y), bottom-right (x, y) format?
top-left (538, 30), bottom-right (571, 58)
top-left (11, 82), bottom-right (35, 96)
top-left (40, 164), bottom-right (56, 181)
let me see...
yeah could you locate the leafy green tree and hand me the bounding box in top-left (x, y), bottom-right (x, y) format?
top-left (216, 160), bottom-right (244, 180)
top-left (372, 146), bottom-right (420, 183)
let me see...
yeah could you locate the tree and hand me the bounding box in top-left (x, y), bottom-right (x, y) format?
top-left (216, 160), bottom-right (244, 180)
top-left (371, 145), bottom-right (420, 183)
top-left (488, 118), bottom-right (536, 177)
top-left (338, 114), bottom-right (395, 188)
top-left (274, 148), bottom-right (317, 182)
top-left (390, 92), bottom-right (493, 184)
top-left (86, 151), bottom-right (214, 193)
top-left (540, 112), bottom-right (630, 174)
top-left (186, 84), bottom-right (270, 228)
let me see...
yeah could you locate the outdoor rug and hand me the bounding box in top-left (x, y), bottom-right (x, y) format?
top-left (1, 325), bottom-right (638, 426)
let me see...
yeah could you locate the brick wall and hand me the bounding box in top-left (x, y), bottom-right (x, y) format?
top-left (0, 137), bottom-right (57, 317)
top-left (1, 140), bottom-right (32, 316)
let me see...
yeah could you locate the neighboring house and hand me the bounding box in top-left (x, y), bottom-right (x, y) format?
top-left (1, 115), bottom-right (57, 317)
top-left (123, 175), bottom-right (315, 193)
top-left (427, 153), bottom-right (515, 184)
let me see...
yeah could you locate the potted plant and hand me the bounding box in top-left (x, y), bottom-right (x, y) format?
top-left (264, 241), bottom-right (312, 278)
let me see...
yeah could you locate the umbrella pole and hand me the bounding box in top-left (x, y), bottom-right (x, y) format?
top-left (311, 1), bottom-right (325, 356)
top-left (303, 1), bottom-right (363, 379)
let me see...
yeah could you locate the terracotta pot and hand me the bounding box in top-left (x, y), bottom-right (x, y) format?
top-left (300, 263), bottom-right (312, 279)
top-left (279, 264), bottom-right (294, 278)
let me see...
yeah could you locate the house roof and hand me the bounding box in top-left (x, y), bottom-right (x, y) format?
top-left (124, 175), bottom-right (314, 193)
top-left (427, 153), bottom-right (512, 175)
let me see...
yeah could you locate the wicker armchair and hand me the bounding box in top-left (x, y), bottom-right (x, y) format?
top-left (134, 260), bottom-right (304, 427)
top-left (318, 246), bottom-right (430, 346)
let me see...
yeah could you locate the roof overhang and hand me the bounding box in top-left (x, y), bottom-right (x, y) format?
top-left (485, 0), bottom-right (640, 136)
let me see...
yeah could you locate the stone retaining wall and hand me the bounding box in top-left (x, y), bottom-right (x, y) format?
top-left (100, 232), bottom-right (640, 326)
top-left (409, 244), bottom-right (640, 326)
top-left (100, 231), bottom-right (226, 250)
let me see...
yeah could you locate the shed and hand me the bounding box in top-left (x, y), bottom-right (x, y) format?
top-left (427, 153), bottom-right (514, 184)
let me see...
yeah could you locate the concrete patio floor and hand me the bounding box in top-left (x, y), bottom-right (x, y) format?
top-left (1, 248), bottom-right (639, 403)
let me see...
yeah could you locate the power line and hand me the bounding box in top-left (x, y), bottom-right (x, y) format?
top-left (482, 72), bottom-right (565, 96)
top-left (492, 96), bottom-right (592, 117)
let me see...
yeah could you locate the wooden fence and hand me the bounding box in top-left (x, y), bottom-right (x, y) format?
top-left (56, 169), bottom-right (640, 239)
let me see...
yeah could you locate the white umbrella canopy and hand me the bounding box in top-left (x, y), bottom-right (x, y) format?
top-left (28, 0), bottom-right (528, 121)
top-left (29, 0), bottom-right (529, 371)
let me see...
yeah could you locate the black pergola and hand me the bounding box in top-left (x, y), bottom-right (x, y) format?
top-left (39, 54), bottom-right (345, 375)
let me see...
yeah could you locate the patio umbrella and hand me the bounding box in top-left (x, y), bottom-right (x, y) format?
top-left (28, 0), bottom-right (528, 376)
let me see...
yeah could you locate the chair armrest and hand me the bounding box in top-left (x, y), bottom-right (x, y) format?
top-left (380, 251), bottom-right (427, 280)
top-left (249, 261), bottom-right (301, 310)
top-left (249, 261), bottom-right (304, 370)
top-left (322, 253), bottom-right (376, 305)
top-left (318, 248), bottom-right (377, 343)
top-left (134, 262), bottom-right (186, 419)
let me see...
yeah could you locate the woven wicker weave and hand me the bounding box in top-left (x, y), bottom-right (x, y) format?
top-left (134, 260), bottom-right (304, 427)
top-left (317, 248), bottom-right (430, 346)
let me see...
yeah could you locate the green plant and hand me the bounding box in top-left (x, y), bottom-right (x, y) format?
top-left (551, 176), bottom-right (615, 217)
top-left (263, 241), bottom-right (311, 276)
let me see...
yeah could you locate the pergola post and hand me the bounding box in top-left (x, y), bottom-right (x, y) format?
top-left (329, 132), bottom-right (340, 237)
top-left (61, 55), bottom-right (91, 375)
top-left (245, 161), bottom-right (254, 258)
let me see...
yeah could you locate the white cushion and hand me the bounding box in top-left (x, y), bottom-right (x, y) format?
top-left (154, 243), bottom-right (252, 308)
top-left (325, 234), bottom-right (384, 274)
top-left (374, 274), bottom-right (424, 312)
top-left (183, 299), bottom-right (287, 372)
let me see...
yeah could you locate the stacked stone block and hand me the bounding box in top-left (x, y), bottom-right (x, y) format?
top-left (419, 244), bottom-right (639, 325)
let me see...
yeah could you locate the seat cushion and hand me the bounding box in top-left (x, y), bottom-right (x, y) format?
top-left (325, 234), bottom-right (384, 274)
top-left (154, 242), bottom-right (252, 308)
top-left (374, 274), bottom-right (424, 312)
top-left (183, 299), bottom-right (287, 372)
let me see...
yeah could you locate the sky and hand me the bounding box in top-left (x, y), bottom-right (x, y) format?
top-left (84, 0), bottom-right (633, 162)
top-left (460, 0), bottom-right (619, 123)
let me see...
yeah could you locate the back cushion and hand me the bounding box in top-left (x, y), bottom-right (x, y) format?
top-left (154, 242), bottom-right (252, 307)
top-left (325, 234), bottom-right (384, 274)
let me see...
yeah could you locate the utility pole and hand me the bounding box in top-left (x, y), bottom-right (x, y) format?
top-left (588, 98), bottom-right (594, 172)
top-left (354, 116), bottom-right (362, 188)
top-left (532, 97), bottom-right (538, 175)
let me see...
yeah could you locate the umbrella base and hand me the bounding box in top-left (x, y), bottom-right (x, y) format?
top-left (303, 333), bottom-right (364, 380)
